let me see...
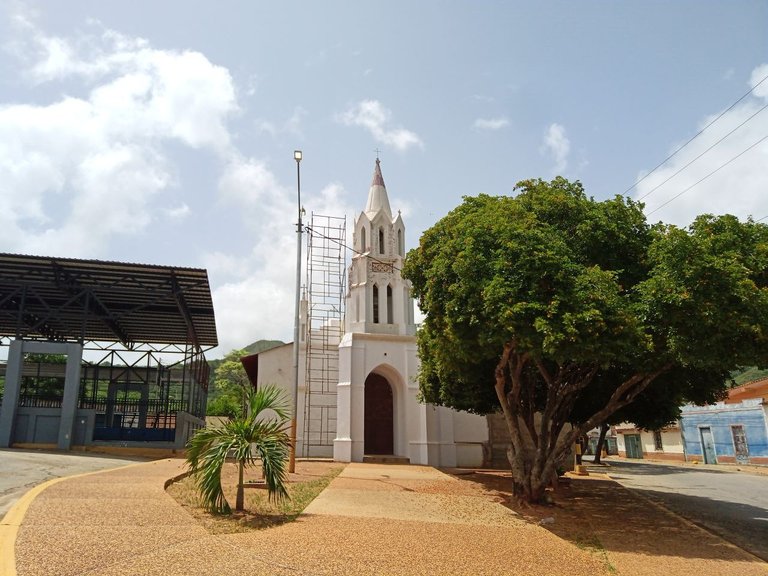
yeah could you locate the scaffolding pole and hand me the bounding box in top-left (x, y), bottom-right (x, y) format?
top-left (302, 213), bottom-right (346, 457)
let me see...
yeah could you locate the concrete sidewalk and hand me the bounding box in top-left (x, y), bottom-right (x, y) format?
top-left (4, 459), bottom-right (609, 576)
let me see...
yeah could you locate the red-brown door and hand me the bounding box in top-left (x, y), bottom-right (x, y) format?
top-left (364, 373), bottom-right (393, 455)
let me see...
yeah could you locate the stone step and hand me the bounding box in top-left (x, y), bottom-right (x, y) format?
top-left (362, 455), bottom-right (411, 465)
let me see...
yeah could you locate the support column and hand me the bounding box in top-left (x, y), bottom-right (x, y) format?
top-left (0, 340), bottom-right (24, 448)
top-left (334, 333), bottom-right (354, 462)
top-left (58, 343), bottom-right (83, 450)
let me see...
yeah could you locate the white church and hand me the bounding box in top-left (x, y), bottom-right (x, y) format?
top-left (252, 159), bottom-right (492, 468)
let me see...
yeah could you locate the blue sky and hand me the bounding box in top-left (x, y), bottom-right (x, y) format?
top-left (1, 1), bottom-right (766, 356)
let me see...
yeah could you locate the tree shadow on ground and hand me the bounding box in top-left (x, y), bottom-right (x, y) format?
top-left (449, 470), bottom-right (768, 565)
top-left (600, 459), bottom-right (734, 476)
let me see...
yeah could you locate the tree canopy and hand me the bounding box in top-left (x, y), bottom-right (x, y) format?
top-left (403, 177), bottom-right (768, 502)
top-left (206, 349), bottom-right (251, 417)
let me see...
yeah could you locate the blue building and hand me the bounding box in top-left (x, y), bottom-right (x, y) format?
top-left (680, 398), bottom-right (768, 465)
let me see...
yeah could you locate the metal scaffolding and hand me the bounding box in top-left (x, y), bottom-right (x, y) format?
top-left (302, 213), bottom-right (346, 456)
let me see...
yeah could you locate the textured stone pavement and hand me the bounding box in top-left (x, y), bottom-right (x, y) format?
top-left (7, 459), bottom-right (609, 576)
top-left (5, 458), bottom-right (767, 575)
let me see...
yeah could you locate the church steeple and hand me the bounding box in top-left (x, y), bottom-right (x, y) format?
top-left (346, 157), bottom-right (415, 336)
top-left (364, 158), bottom-right (392, 219)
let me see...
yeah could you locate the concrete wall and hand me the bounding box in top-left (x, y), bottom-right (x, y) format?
top-left (681, 400), bottom-right (768, 465)
top-left (257, 343), bottom-right (297, 392)
top-left (12, 408), bottom-right (199, 450)
top-left (175, 411), bottom-right (206, 449)
top-left (255, 343), bottom-right (310, 456)
top-left (13, 408), bottom-right (95, 446)
top-left (452, 410), bottom-right (488, 468)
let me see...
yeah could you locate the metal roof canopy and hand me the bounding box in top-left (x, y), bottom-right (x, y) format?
top-left (0, 253), bottom-right (218, 349)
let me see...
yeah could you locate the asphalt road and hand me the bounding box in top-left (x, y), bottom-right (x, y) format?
top-left (0, 448), bottom-right (142, 519)
top-left (603, 459), bottom-right (768, 561)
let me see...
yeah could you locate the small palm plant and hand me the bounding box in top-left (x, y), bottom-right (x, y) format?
top-left (185, 384), bottom-right (292, 514)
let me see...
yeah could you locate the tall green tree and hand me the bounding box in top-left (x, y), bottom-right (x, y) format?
top-left (206, 349), bottom-right (251, 417)
top-left (403, 177), bottom-right (768, 504)
top-left (186, 384), bottom-right (291, 513)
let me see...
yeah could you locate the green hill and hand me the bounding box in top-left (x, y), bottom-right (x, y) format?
top-left (208, 339), bottom-right (284, 366)
top-left (731, 366), bottom-right (768, 386)
top-left (242, 339), bottom-right (285, 355)
top-left (207, 339), bottom-right (285, 384)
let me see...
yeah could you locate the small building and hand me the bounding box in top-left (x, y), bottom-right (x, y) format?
top-left (614, 423), bottom-right (686, 461)
top-left (680, 384), bottom-right (768, 465)
top-left (614, 379), bottom-right (768, 465)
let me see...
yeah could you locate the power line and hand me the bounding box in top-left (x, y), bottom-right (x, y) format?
top-left (624, 71), bottom-right (768, 196)
top-left (646, 133), bottom-right (768, 216)
top-left (304, 224), bottom-right (403, 272)
top-left (637, 101), bottom-right (768, 201)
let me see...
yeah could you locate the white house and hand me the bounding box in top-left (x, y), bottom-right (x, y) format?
top-left (614, 422), bottom-right (686, 461)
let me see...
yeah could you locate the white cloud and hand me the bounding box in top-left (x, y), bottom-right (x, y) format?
top-left (634, 63), bottom-right (768, 226)
top-left (208, 160), bottom-right (355, 354)
top-left (0, 16), bottom-right (238, 258)
top-left (0, 8), bottom-right (364, 356)
top-left (255, 106), bottom-right (307, 137)
top-left (166, 203), bottom-right (190, 220)
top-left (750, 64), bottom-right (768, 99)
top-left (541, 123), bottom-right (571, 175)
top-left (0, 10), bottom-right (315, 355)
top-left (473, 117), bottom-right (509, 131)
top-left (339, 100), bottom-right (423, 152)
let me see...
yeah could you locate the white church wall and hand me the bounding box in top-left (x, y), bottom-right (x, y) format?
top-left (255, 343), bottom-right (294, 391)
top-left (335, 331), bottom-right (426, 463)
top-left (452, 410), bottom-right (489, 468)
top-left (256, 343), bottom-right (310, 457)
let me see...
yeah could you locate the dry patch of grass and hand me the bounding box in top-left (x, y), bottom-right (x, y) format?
top-left (167, 460), bottom-right (344, 534)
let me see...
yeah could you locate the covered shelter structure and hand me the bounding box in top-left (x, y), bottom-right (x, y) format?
top-left (0, 253), bottom-right (217, 452)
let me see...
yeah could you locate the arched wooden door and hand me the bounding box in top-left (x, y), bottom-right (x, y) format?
top-left (364, 373), bottom-right (394, 455)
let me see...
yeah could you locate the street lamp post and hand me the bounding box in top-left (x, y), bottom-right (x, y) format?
top-left (289, 149), bottom-right (302, 474)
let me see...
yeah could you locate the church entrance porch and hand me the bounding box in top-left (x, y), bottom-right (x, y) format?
top-left (364, 373), bottom-right (394, 455)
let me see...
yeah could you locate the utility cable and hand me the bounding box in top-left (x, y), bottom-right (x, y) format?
top-left (646, 133), bottom-right (768, 216)
top-left (637, 101), bottom-right (768, 201)
top-left (303, 224), bottom-right (403, 272)
top-left (625, 71), bottom-right (768, 196)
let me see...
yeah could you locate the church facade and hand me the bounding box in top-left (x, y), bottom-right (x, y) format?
top-left (254, 160), bottom-right (489, 467)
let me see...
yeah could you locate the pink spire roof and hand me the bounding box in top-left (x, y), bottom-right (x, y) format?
top-left (364, 158), bottom-right (392, 219)
top-left (371, 158), bottom-right (385, 187)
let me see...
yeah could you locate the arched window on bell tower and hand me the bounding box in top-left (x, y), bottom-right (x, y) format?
top-left (386, 284), bottom-right (393, 324)
top-left (372, 284), bottom-right (379, 324)
top-left (378, 227), bottom-right (385, 255)
top-left (360, 227), bottom-right (367, 252)
top-left (397, 229), bottom-right (403, 257)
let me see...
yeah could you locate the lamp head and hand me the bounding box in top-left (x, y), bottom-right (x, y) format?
top-left (294, 150), bottom-right (302, 162)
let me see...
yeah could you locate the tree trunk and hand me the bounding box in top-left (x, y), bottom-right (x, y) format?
top-left (236, 459), bottom-right (244, 511)
top-left (507, 446), bottom-right (556, 504)
top-left (593, 422), bottom-right (610, 465)
top-left (495, 343), bottom-right (673, 505)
